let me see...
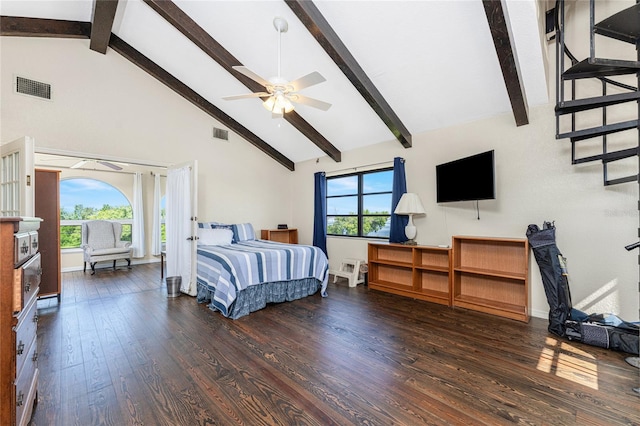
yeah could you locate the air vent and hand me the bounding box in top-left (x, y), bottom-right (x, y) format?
top-left (15, 76), bottom-right (52, 100)
top-left (213, 127), bottom-right (229, 141)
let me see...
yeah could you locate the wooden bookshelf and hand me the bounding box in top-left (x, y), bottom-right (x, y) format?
top-left (368, 243), bottom-right (451, 306)
top-left (368, 237), bottom-right (530, 322)
top-left (452, 236), bottom-right (529, 322)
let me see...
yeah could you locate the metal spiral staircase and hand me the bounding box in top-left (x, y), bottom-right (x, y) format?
top-left (555, 0), bottom-right (639, 185)
top-left (554, 0), bottom-right (639, 382)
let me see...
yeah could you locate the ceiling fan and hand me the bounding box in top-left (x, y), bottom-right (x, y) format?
top-left (70, 159), bottom-right (128, 171)
top-left (223, 17), bottom-right (331, 117)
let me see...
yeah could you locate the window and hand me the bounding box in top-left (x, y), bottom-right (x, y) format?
top-left (60, 178), bottom-right (132, 248)
top-left (326, 168), bottom-right (393, 238)
top-left (160, 195), bottom-right (166, 244)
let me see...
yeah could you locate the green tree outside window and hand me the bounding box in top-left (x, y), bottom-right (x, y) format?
top-left (60, 178), bottom-right (133, 248)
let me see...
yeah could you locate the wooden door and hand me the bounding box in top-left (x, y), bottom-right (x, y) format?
top-left (35, 169), bottom-right (61, 298)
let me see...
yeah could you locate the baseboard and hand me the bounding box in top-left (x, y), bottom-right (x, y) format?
top-left (530, 308), bottom-right (547, 320)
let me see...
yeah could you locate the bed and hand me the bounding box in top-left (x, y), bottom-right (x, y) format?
top-left (195, 223), bottom-right (328, 319)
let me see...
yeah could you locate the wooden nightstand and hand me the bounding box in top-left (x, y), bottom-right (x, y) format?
top-left (261, 229), bottom-right (298, 244)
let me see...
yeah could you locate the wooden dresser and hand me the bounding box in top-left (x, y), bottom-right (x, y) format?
top-left (1, 218), bottom-right (41, 426)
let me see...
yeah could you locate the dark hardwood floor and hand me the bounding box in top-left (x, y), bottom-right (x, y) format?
top-left (31, 263), bottom-right (639, 425)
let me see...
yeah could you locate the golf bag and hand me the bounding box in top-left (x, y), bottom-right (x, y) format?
top-left (527, 221), bottom-right (639, 355)
top-left (526, 221), bottom-right (572, 337)
top-left (565, 311), bottom-right (639, 355)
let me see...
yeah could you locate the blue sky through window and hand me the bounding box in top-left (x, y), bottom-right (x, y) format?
top-left (60, 178), bottom-right (129, 212)
top-left (327, 170), bottom-right (393, 214)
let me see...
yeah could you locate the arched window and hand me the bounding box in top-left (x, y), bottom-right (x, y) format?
top-left (60, 178), bottom-right (133, 248)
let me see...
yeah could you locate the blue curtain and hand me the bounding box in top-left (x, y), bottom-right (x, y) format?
top-left (389, 157), bottom-right (408, 243)
top-left (313, 172), bottom-right (328, 256)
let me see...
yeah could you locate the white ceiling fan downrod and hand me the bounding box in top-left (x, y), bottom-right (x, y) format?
top-left (273, 17), bottom-right (288, 83)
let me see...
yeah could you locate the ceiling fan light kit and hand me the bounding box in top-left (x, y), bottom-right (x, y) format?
top-left (263, 93), bottom-right (294, 114)
top-left (223, 17), bottom-right (331, 117)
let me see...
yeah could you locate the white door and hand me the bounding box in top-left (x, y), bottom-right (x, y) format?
top-left (0, 136), bottom-right (35, 217)
top-left (166, 160), bottom-right (198, 295)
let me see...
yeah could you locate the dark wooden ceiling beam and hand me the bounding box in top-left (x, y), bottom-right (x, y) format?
top-left (108, 34), bottom-right (295, 171)
top-left (286, 0), bottom-right (412, 149)
top-left (90, 0), bottom-right (119, 54)
top-left (143, 0), bottom-right (341, 163)
top-left (0, 16), bottom-right (294, 170)
top-left (482, 0), bottom-right (529, 126)
top-left (1, 16), bottom-right (90, 38)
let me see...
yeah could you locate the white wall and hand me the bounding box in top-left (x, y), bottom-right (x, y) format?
top-left (1, 37), bottom-right (294, 269)
top-left (293, 103), bottom-right (638, 321)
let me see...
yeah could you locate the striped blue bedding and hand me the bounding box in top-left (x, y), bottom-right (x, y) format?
top-left (196, 240), bottom-right (328, 317)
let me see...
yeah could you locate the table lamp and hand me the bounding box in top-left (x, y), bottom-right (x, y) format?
top-left (394, 193), bottom-right (426, 245)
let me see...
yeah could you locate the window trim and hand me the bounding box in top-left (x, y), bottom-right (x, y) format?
top-left (59, 177), bottom-right (134, 249)
top-left (326, 167), bottom-right (393, 239)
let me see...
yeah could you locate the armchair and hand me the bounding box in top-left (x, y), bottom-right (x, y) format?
top-left (82, 220), bottom-right (132, 275)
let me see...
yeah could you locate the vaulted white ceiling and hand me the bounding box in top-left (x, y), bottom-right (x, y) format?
top-left (1, 0), bottom-right (549, 168)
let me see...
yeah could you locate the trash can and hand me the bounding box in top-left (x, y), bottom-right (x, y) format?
top-left (166, 276), bottom-right (181, 298)
top-left (360, 262), bottom-right (368, 287)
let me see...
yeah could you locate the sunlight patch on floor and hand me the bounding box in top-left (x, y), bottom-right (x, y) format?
top-left (536, 337), bottom-right (598, 390)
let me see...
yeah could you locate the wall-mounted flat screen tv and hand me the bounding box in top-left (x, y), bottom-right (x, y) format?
top-left (436, 150), bottom-right (495, 203)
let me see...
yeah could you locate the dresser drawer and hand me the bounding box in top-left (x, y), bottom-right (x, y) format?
top-left (14, 232), bottom-right (31, 266)
top-left (15, 363), bottom-right (38, 426)
top-left (28, 231), bottom-right (39, 256)
top-left (20, 252), bottom-right (41, 311)
top-left (15, 297), bottom-right (38, 379)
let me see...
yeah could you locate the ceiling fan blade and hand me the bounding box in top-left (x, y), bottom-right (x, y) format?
top-left (289, 72), bottom-right (326, 92)
top-left (70, 160), bottom-right (88, 169)
top-left (223, 92), bottom-right (270, 101)
top-left (290, 94), bottom-right (332, 111)
top-left (232, 66), bottom-right (271, 88)
top-left (97, 161), bottom-right (123, 171)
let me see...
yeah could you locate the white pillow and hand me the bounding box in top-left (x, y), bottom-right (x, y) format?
top-left (197, 228), bottom-right (233, 246)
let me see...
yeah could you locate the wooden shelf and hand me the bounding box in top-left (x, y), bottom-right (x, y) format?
top-left (453, 266), bottom-right (527, 280)
top-left (369, 237), bottom-right (530, 322)
top-left (368, 243), bottom-right (452, 306)
top-left (416, 265), bottom-right (450, 273)
top-left (369, 258), bottom-right (413, 268)
top-left (261, 229), bottom-right (298, 244)
top-left (452, 236), bottom-right (529, 322)
top-left (369, 236), bottom-right (529, 322)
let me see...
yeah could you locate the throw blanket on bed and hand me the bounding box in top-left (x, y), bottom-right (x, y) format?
top-left (197, 240), bottom-right (328, 316)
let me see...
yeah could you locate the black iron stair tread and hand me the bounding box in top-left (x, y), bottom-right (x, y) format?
top-left (562, 59), bottom-right (640, 80)
top-left (557, 119), bottom-right (638, 141)
top-left (556, 92), bottom-right (640, 115)
top-left (573, 146), bottom-right (639, 165)
top-left (605, 175), bottom-right (638, 186)
top-left (594, 3), bottom-right (640, 44)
